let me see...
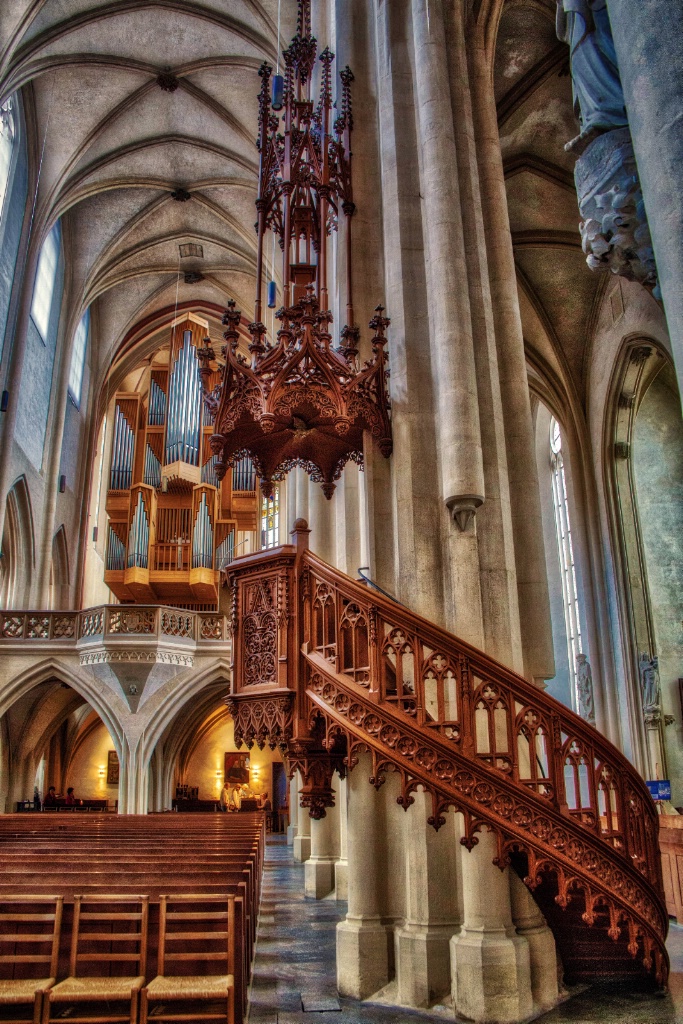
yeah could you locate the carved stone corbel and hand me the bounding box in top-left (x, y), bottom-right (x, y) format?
top-left (574, 128), bottom-right (659, 295)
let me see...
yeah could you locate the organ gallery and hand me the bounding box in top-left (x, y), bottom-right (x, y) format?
top-left (0, 0), bottom-right (682, 1022)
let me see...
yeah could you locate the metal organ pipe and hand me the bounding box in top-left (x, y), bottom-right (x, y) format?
top-left (166, 331), bottom-right (201, 466)
top-left (110, 406), bottom-right (135, 490)
top-left (127, 492), bottom-right (149, 569)
top-left (192, 492), bottom-right (213, 569)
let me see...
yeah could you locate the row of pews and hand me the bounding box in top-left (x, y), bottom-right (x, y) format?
top-left (0, 812), bottom-right (266, 1024)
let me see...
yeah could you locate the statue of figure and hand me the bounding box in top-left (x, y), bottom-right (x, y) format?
top-left (639, 652), bottom-right (661, 717)
top-left (576, 653), bottom-right (595, 723)
top-left (556, 0), bottom-right (628, 152)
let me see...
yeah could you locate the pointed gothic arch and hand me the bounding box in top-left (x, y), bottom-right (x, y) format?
top-left (0, 476), bottom-right (35, 609)
top-left (50, 524), bottom-right (70, 610)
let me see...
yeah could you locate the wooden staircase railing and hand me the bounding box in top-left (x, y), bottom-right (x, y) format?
top-left (224, 523), bottom-right (668, 987)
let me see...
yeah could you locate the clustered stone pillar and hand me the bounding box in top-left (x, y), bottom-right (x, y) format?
top-left (452, 829), bottom-right (533, 1024)
top-left (293, 775), bottom-right (311, 863)
top-left (305, 798), bottom-right (339, 900)
top-left (394, 793), bottom-right (460, 1007)
top-left (287, 775), bottom-right (298, 846)
top-left (411, 0), bottom-right (486, 554)
top-left (467, 16), bottom-right (555, 685)
top-left (337, 754), bottom-right (389, 999)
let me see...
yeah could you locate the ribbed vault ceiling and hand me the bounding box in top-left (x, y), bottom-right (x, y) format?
top-left (0, 0), bottom-right (297, 382)
top-left (0, 0), bottom-right (616, 409)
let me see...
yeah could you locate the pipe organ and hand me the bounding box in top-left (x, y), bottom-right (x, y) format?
top-left (104, 313), bottom-right (259, 606)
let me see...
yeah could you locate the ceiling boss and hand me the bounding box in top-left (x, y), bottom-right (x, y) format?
top-left (198, 0), bottom-right (392, 500)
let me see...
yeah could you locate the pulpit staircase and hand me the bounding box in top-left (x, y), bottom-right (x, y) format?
top-left (225, 521), bottom-right (668, 989)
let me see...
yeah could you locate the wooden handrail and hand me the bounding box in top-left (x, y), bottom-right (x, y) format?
top-left (298, 549), bottom-right (668, 983)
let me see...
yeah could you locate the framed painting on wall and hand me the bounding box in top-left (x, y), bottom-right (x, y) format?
top-left (224, 752), bottom-right (250, 784)
top-left (107, 749), bottom-right (120, 786)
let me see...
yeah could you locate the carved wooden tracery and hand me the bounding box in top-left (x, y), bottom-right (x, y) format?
top-left (224, 523), bottom-right (668, 985)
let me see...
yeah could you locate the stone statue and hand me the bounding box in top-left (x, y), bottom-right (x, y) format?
top-left (576, 653), bottom-right (595, 723)
top-left (556, 0), bottom-right (628, 152)
top-left (639, 651), bottom-right (661, 724)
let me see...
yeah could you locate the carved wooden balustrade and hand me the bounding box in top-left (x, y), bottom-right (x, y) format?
top-left (225, 522), bottom-right (668, 986)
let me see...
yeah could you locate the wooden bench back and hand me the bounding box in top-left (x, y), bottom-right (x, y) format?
top-left (70, 895), bottom-right (149, 979)
top-left (0, 896), bottom-right (63, 981)
top-left (157, 894), bottom-right (235, 978)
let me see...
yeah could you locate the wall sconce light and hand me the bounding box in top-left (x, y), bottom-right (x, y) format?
top-left (98, 766), bottom-right (105, 777)
top-left (215, 770), bottom-right (222, 778)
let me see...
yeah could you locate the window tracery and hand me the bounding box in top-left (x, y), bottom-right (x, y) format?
top-left (0, 97), bottom-right (15, 221)
top-left (550, 417), bottom-right (585, 713)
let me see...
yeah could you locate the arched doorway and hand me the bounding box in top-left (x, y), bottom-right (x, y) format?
top-left (0, 680), bottom-right (120, 813)
top-left (148, 684), bottom-right (286, 818)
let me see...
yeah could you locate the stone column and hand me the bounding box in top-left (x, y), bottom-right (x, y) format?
top-left (606, 0), bottom-right (683, 397)
top-left (337, 754), bottom-right (389, 998)
top-left (34, 302), bottom-right (72, 606)
top-left (509, 872), bottom-right (558, 1012)
top-left (334, 0), bottom-right (394, 593)
top-left (335, 774), bottom-right (349, 900)
top-left (468, 24), bottom-right (555, 684)
top-left (411, 0), bottom-right (486, 645)
top-left (304, 798), bottom-right (339, 900)
top-left (307, 479), bottom-right (336, 565)
top-left (335, 466), bottom-right (362, 579)
top-left (293, 773), bottom-right (311, 862)
top-left (394, 794), bottom-right (460, 1007)
top-left (295, 467), bottom-right (309, 525)
top-left (451, 829), bottom-right (533, 1023)
top-left (287, 775), bottom-right (298, 846)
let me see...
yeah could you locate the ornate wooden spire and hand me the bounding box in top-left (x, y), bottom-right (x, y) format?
top-left (198, 0), bottom-right (392, 499)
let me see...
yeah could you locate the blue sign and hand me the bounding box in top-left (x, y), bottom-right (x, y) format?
top-left (646, 780), bottom-right (671, 801)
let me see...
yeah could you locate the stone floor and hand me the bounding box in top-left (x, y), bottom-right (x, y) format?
top-left (248, 836), bottom-right (683, 1024)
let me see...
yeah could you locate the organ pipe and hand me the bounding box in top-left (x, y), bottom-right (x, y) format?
top-left (127, 491), bottom-right (150, 569)
top-left (192, 492), bottom-right (213, 569)
top-left (110, 406), bottom-right (135, 490)
top-left (148, 378), bottom-right (166, 425)
top-left (232, 455), bottom-right (256, 492)
top-left (165, 330), bottom-right (201, 465)
top-left (106, 527), bottom-right (126, 571)
top-left (201, 454), bottom-right (220, 488)
top-left (143, 444), bottom-right (162, 488)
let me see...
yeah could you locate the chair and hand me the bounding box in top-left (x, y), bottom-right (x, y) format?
top-left (42, 895), bottom-right (149, 1024)
top-left (140, 894), bottom-right (235, 1024)
top-left (0, 896), bottom-right (63, 1024)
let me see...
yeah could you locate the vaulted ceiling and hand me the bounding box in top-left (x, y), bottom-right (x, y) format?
top-left (494, 0), bottom-right (605, 406)
top-left (0, 0), bottom-right (296, 384)
top-left (0, 0), bottom-right (603, 412)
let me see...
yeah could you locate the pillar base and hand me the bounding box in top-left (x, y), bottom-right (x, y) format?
top-left (395, 924), bottom-right (456, 1008)
top-left (304, 856), bottom-right (335, 899)
top-left (286, 824), bottom-right (297, 847)
top-left (293, 833), bottom-right (311, 862)
top-left (337, 918), bottom-right (390, 999)
top-left (451, 928), bottom-right (533, 1024)
top-left (335, 858), bottom-right (348, 900)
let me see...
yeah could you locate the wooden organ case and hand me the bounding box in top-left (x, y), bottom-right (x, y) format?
top-left (104, 313), bottom-right (259, 607)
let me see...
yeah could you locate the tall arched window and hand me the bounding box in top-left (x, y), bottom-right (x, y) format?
top-left (68, 309), bottom-right (89, 407)
top-left (0, 97), bottom-right (15, 220)
top-left (550, 418), bottom-right (585, 708)
top-left (30, 222), bottom-right (61, 342)
top-left (261, 487), bottom-right (279, 550)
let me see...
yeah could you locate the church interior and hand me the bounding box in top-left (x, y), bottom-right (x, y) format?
top-left (0, 0), bottom-right (682, 1021)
